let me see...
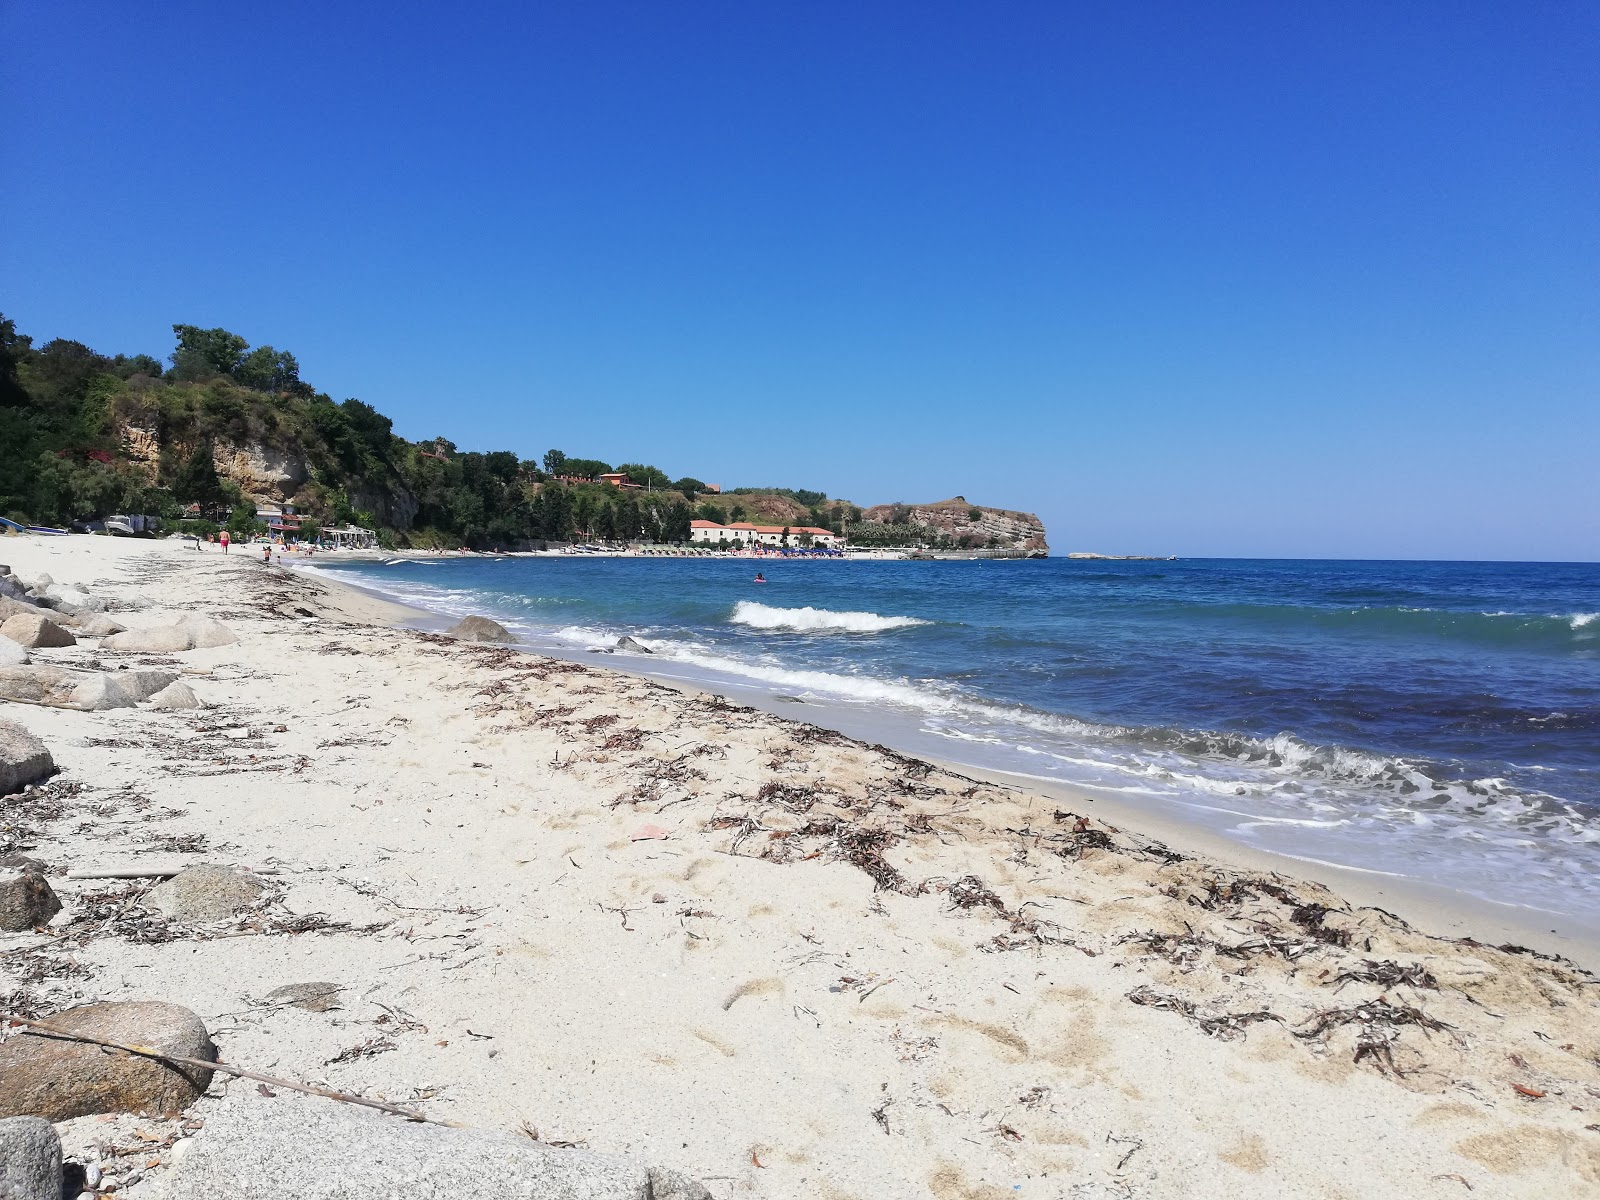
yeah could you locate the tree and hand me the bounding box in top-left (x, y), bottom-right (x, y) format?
top-left (616, 463), bottom-right (670, 490)
top-left (542, 449), bottom-right (568, 476)
top-left (728, 503), bottom-right (747, 523)
top-left (170, 440), bottom-right (228, 514)
top-left (170, 325), bottom-right (248, 380)
top-left (695, 502), bottom-right (722, 524)
top-left (234, 345), bottom-right (300, 392)
top-left (571, 492), bottom-right (597, 540)
top-left (674, 477), bottom-right (706, 501)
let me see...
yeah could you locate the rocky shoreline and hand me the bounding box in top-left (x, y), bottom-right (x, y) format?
top-left (3, 536), bottom-right (1600, 1198)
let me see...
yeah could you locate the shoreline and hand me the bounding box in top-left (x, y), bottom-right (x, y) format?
top-left (300, 556), bottom-right (1600, 965)
top-left (6, 535), bottom-right (1600, 1199)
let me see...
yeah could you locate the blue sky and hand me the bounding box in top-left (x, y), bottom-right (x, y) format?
top-left (8, 2), bottom-right (1597, 559)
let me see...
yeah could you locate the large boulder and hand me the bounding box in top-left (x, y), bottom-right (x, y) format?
top-left (101, 616), bottom-right (238, 654)
top-left (0, 575), bottom-right (30, 602)
top-left (0, 613), bottom-right (75, 649)
top-left (0, 870), bottom-right (61, 932)
top-left (176, 614), bottom-right (238, 648)
top-left (0, 1001), bottom-right (216, 1121)
top-left (75, 614), bottom-right (127, 637)
top-left (0, 637), bottom-right (26, 667)
top-left (0, 597), bottom-right (46, 623)
top-left (446, 615), bottom-right (515, 643)
top-left (101, 625), bottom-right (193, 653)
top-left (0, 1116), bottom-right (62, 1200)
top-left (148, 680), bottom-right (202, 710)
top-left (0, 666), bottom-right (140, 711)
top-left (116, 668), bottom-right (179, 702)
top-left (156, 1097), bottom-right (712, 1200)
top-left (44, 584), bottom-right (106, 613)
top-left (0, 719), bottom-right (54, 795)
top-left (145, 865), bottom-right (267, 922)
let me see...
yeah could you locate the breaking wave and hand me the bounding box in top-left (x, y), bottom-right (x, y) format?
top-left (729, 601), bottom-right (930, 633)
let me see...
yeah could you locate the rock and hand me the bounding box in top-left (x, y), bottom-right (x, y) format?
top-left (263, 982), bottom-right (343, 1012)
top-left (157, 1097), bottom-right (713, 1200)
top-left (175, 614), bottom-right (238, 648)
top-left (145, 865), bottom-right (267, 922)
top-left (75, 614), bottom-right (127, 637)
top-left (44, 585), bottom-right (106, 613)
top-left (0, 852), bottom-right (47, 874)
top-left (148, 680), bottom-right (202, 710)
top-left (100, 625), bottom-right (193, 653)
top-left (0, 575), bottom-right (30, 602)
top-left (116, 669), bottom-right (179, 702)
top-left (0, 870), bottom-right (62, 932)
top-left (66, 672), bottom-right (144, 711)
top-left (0, 1001), bottom-right (216, 1121)
top-left (0, 637), bottom-right (27, 667)
top-left (0, 719), bottom-right (54, 794)
top-left (0, 1115), bottom-right (62, 1200)
top-left (615, 636), bottom-right (653, 654)
top-left (446, 615), bottom-right (515, 643)
top-left (0, 613), bottom-right (76, 649)
top-left (0, 596), bottom-right (46, 623)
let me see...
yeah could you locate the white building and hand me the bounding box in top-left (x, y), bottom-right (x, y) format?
top-left (689, 520), bottom-right (840, 548)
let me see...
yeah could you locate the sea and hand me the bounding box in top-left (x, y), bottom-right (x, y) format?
top-left (306, 555), bottom-right (1600, 924)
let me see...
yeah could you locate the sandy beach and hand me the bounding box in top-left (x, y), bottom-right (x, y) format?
top-left (4, 534), bottom-right (1600, 1198)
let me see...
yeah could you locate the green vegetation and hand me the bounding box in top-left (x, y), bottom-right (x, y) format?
top-left (0, 315), bottom-right (699, 548)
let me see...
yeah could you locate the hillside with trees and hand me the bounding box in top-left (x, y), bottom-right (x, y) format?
top-left (0, 315), bottom-right (1046, 552)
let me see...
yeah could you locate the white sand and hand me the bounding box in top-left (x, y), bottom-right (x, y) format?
top-left (4, 534), bottom-right (1600, 1198)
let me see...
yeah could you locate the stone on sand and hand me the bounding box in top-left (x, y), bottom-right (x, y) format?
top-left (0, 718), bottom-right (55, 794)
top-left (0, 1001), bottom-right (216, 1121)
top-left (159, 1097), bottom-right (713, 1200)
top-left (0, 869), bottom-right (61, 932)
top-left (447, 614), bottom-right (516, 643)
top-left (44, 584), bottom-right (106, 613)
top-left (616, 636), bottom-right (653, 653)
top-left (100, 625), bottom-right (193, 653)
top-left (75, 614), bottom-right (127, 637)
top-left (176, 613), bottom-right (239, 647)
top-left (148, 679), bottom-right (202, 710)
top-left (116, 668), bottom-right (179, 702)
top-left (0, 613), bottom-right (76, 649)
top-left (0, 1116), bottom-right (62, 1200)
top-left (145, 865), bottom-right (267, 922)
top-left (263, 982), bottom-right (344, 1012)
top-left (0, 637), bottom-right (26, 667)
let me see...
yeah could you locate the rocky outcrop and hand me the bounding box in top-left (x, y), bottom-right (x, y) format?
top-left (859, 497), bottom-right (1048, 551)
top-left (156, 1097), bottom-right (713, 1200)
top-left (0, 1001), bottom-right (216, 1120)
top-left (214, 440), bottom-right (311, 502)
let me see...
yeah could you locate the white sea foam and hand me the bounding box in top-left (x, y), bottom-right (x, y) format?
top-left (729, 601), bottom-right (930, 634)
top-left (1572, 612), bottom-right (1599, 629)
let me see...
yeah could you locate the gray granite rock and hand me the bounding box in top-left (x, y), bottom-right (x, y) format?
top-left (75, 614), bottom-right (128, 637)
top-left (100, 625), bottom-right (193, 653)
top-left (262, 982), bottom-right (343, 1012)
top-left (0, 870), bottom-right (61, 932)
top-left (0, 1001), bottom-right (215, 1121)
top-left (0, 636), bottom-right (27, 667)
top-left (176, 614), bottom-right (238, 648)
top-left (0, 613), bottom-right (76, 649)
top-left (148, 680), bottom-right (202, 710)
top-left (153, 1096), bottom-right (712, 1199)
top-left (0, 718), bottom-right (54, 795)
top-left (145, 865), bottom-right (267, 922)
top-left (0, 1115), bottom-right (62, 1200)
top-left (447, 615), bottom-right (516, 643)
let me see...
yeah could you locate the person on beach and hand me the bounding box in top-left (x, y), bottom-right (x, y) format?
top-left (219, 529), bottom-right (230, 554)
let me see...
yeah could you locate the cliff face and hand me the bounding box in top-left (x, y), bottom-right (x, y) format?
top-left (860, 497), bottom-right (1048, 551)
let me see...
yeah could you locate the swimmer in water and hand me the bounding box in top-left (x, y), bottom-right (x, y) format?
top-left (753, 572), bottom-right (766, 583)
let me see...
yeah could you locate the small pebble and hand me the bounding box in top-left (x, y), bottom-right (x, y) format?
top-left (83, 1164), bottom-right (102, 1188)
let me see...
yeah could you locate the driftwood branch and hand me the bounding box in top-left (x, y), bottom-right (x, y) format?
top-left (5, 1015), bottom-right (446, 1126)
top-left (66, 867), bottom-right (282, 880)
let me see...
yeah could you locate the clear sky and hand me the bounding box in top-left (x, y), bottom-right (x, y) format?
top-left (8, 2), bottom-right (1597, 559)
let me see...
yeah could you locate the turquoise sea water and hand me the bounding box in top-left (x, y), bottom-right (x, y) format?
top-left (310, 556), bottom-right (1600, 922)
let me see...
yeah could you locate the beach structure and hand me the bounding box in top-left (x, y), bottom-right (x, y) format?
top-left (320, 524), bottom-right (378, 549)
top-left (254, 503), bottom-right (306, 538)
top-left (689, 520), bottom-right (840, 548)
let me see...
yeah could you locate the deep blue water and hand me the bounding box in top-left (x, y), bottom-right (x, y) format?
top-left (311, 556), bottom-right (1600, 919)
